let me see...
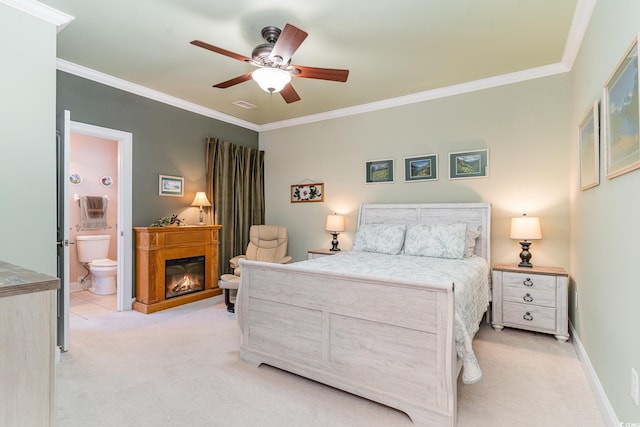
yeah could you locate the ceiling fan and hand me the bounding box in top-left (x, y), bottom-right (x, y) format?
top-left (190, 23), bottom-right (349, 104)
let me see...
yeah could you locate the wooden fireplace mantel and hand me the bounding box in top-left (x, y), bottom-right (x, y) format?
top-left (133, 225), bottom-right (222, 314)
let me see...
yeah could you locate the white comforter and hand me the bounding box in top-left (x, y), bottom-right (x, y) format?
top-left (297, 251), bottom-right (490, 384)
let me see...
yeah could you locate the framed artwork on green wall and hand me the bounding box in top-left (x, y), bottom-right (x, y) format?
top-left (404, 154), bottom-right (438, 182)
top-left (603, 34), bottom-right (640, 180)
top-left (448, 149), bottom-right (488, 180)
top-left (159, 174), bottom-right (184, 197)
top-left (578, 101), bottom-right (600, 191)
top-left (365, 159), bottom-right (394, 184)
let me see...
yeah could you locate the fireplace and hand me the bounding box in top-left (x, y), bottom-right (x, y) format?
top-left (133, 225), bottom-right (222, 314)
top-left (165, 256), bottom-right (205, 299)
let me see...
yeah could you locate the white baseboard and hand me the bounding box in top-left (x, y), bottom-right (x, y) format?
top-left (570, 322), bottom-right (619, 426)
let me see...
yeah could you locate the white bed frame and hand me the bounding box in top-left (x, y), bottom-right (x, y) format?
top-left (237, 203), bottom-right (491, 426)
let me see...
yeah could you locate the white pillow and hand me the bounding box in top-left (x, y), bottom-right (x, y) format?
top-left (352, 224), bottom-right (406, 255)
top-left (465, 226), bottom-right (481, 257)
top-left (403, 223), bottom-right (467, 259)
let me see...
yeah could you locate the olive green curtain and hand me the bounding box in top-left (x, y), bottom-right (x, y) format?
top-left (205, 138), bottom-right (265, 275)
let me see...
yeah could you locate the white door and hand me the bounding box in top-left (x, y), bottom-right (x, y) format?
top-left (56, 110), bottom-right (71, 352)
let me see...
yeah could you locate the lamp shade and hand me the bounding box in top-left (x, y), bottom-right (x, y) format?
top-left (510, 215), bottom-right (542, 240)
top-left (325, 214), bottom-right (345, 233)
top-left (252, 67), bottom-right (291, 93)
top-left (190, 192), bottom-right (211, 207)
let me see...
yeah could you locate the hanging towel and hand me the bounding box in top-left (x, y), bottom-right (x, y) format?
top-left (80, 196), bottom-right (108, 229)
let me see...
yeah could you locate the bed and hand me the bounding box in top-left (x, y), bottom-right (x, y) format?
top-left (236, 203), bottom-right (491, 426)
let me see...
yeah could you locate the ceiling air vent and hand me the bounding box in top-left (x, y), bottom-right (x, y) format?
top-left (232, 101), bottom-right (257, 110)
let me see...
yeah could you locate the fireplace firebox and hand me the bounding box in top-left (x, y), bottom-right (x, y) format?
top-left (165, 255), bottom-right (205, 299)
top-left (133, 225), bottom-right (222, 314)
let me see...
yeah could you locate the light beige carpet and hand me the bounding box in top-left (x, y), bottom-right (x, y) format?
top-left (56, 298), bottom-right (607, 427)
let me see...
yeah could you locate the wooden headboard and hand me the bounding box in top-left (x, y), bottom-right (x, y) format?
top-left (357, 203), bottom-right (491, 266)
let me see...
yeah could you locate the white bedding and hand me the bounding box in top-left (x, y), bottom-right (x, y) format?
top-left (297, 251), bottom-right (490, 384)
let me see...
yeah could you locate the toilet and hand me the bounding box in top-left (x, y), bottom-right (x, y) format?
top-left (76, 235), bottom-right (118, 295)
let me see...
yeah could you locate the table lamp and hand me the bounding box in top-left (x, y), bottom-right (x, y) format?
top-left (191, 192), bottom-right (211, 225)
top-left (510, 214), bottom-right (542, 268)
top-left (325, 214), bottom-right (345, 251)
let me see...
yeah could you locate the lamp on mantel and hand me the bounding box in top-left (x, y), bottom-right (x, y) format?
top-left (510, 214), bottom-right (542, 268)
top-left (190, 192), bottom-right (211, 225)
top-left (325, 213), bottom-right (345, 252)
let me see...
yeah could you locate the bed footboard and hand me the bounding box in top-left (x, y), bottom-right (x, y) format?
top-left (237, 259), bottom-right (458, 427)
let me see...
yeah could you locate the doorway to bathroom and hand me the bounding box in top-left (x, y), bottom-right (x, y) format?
top-left (56, 110), bottom-right (133, 351)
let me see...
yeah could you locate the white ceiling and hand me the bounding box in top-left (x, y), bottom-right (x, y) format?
top-left (32, 0), bottom-right (591, 130)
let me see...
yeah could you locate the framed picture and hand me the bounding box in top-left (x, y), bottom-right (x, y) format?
top-left (578, 101), bottom-right (600, 190)
top-left (365, 159), bottom-right (394, 184)
top-left (448, 149), bottom-right (489, 180)
top-left (159, 174), bottom-right (184, 197)
top-left (290, 183), bottom-right (324, 203)
top-left (404, 154), bottom-right (438, 182)
top-left (603, 35), bottom-right (640, 179)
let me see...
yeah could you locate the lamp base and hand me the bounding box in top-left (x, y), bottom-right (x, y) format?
top-left (518, 240), bottom-right (533, 268)
top-left (330, 232), bottom-right (341, 252)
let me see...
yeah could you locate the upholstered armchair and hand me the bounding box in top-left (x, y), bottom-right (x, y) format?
top-left (219, 225), bottom-right (291, 312)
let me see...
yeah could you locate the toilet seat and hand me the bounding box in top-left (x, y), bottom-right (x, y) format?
top-left (90, 258), bottom-right (117, 268)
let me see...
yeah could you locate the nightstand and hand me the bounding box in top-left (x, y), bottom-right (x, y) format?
top-left (492, 263), bottom-right (569, 342)
top-left (307, 248), bottom-right (340, 260)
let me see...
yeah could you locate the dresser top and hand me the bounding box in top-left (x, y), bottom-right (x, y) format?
top-left (492, 263), bottom-right (568, 276)
top-left (0, 260), bottom-right (60, 298)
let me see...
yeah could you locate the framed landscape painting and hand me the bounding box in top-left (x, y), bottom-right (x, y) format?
top-left (578, 101), bottom-right (600, 190)
top-left (365, 159), bottom-right (394, 184)
top-left (603, 35), bottom-right (640, 179)
top-left (159, 174), bottom-right (184, 197)
top-left (404, 154), bottom-right (438, 182)
top-left (448, 149), bottom-right (489, 180)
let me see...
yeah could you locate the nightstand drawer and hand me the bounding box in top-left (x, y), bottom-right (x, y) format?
top-left (503, 302), bottom-right (556, 330)
top-left (502, 271), bottom-right (556, 291)
top-left (503, 286), bottom-right (556, 307)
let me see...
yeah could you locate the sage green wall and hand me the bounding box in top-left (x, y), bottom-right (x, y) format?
top-left (56, 71), bottom-right (259, 227)
top-left (0, 5), bottom-right (57, 275)
top-left (260, 74), bottom-right (571, 267)
top-left (569, 0), bottom-right (640, 422)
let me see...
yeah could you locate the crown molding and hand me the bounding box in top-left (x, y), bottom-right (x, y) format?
top-left (56, 59), bottom-right (260, 132)
top-left (259, 63), bottom-right (570, 131)
top-left (561, 0), bottom-right (598, 69)
top-left (0, 0), bottom-right (74, 32)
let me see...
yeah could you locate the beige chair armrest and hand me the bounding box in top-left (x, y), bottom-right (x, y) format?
top-left (229, 255), bottom-right (246, 269)
top-left (277, 256), bottom-right (292, 264)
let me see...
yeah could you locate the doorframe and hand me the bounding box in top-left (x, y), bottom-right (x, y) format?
top-left (70, 121), bottom-right (133, 311)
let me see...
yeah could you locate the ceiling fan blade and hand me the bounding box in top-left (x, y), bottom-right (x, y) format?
top-left (190, 40), bottom-right (251, 63)
top-left (280, 83), bottom-right (301, 104)
top-left (292, 65), bottom-right (349, 82)
top-left (269, 23), bottom-right (308, 65)
top-left (213, 72), bottom-right (253, 89)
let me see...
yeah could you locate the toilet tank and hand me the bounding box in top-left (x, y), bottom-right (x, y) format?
top-left (76, 235), bottom-right (111, 263)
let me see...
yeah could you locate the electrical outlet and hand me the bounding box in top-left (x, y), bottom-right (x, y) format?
top-left (632, 368), bottom-right (639, 406)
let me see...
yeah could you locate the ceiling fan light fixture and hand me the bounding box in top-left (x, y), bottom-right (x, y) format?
top-left (252, 67), bottom-right (291, 93)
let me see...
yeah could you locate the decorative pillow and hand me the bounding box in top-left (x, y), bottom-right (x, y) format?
top-left (352, 224), bottom-right (406, 255)
top-left (465, 226), bottom-right (481, 257)
top-left (403, 222), bottom-right (467, 259)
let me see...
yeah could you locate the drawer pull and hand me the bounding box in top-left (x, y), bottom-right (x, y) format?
top-left (523, 312), bottom-right (534, 321)
top-left (523, 278), bottom-right (533, 287)
top-left (523, 293), bottom-right (534, 302)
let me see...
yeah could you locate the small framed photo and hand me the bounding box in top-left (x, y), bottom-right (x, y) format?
top-left (448, 149), bottom-right (489, 180)
top-left (578, 101), bottom-right (600, 190)
top-left (291, 183), bottom-right (324, 203)
top-left (365, 159), bottom-right (394, 184)
top-left (404, 154), bottom-right (438, 182)
top-left (603, 35), bottom-right (640, 180)
top-left (159, 174), bottom-right (184, 197)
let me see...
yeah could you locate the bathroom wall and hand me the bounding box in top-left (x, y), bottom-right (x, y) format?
top-left (69, 133), bottom-right (118, 289)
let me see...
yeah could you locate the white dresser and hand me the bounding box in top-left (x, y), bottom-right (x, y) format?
top-left (307, 248), bottom-right (339, 259)
top-left (492, 263), bottom-right (569, 342)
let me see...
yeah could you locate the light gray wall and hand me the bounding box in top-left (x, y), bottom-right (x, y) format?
top-left (0, 4), bottom-right (57, 275)
top-left (569, 0), bottom-right (640, 422)
top-left (260, 75), bottom-right (571, 268)
top-left (56, 71), bottom-right (259, 227)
